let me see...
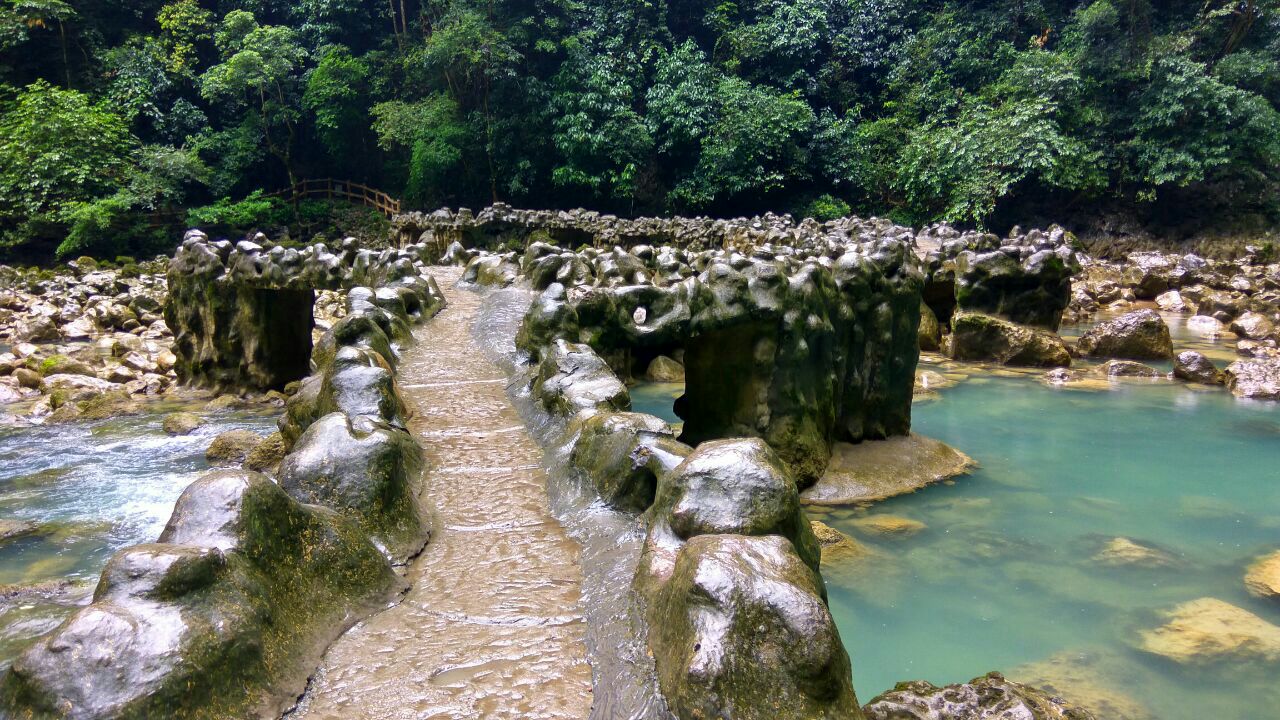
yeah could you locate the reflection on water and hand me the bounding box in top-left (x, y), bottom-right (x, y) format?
top-left (0, 405), bottom-right (278, 665)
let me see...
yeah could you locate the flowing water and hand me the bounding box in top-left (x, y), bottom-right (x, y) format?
top-left (631, 309), bottom-right (1280, 720)
top-left (0, 404), bottom-right (278, 665)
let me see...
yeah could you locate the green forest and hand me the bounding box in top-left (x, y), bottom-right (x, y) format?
top-left (1, 0), bottom-right (1277, 260)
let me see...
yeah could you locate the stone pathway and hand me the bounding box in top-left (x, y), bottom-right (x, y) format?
top-left (293, 268), bottom-right (593, 720)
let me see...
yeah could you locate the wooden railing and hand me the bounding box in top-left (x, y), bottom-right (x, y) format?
top-left (270, 179), bottom-right (402, 217)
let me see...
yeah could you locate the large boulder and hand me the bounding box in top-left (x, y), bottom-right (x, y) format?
top-left (1224, 358), bottom-right (1280, 399)
top-left (1229, 311), bottom-right (1276, 341)
top-left (650, 534), bottom-right (862, 720)
top-left (1075, 310), bottom-right (1173, 360)
top-left (568, 412), bottom-right (691, 512)
top-left (0, 470), bottom-right (400, 719)
top-left (205, 429), bottom-right (262, 467)
top-left (277, 412), bottom-right (428, 563)
top-left (638, 438), bottom-right (820, 590)
top-left (947, 312), bottom-right (1071, 367)
top-left (863, 673), bottom-right (1096, 719)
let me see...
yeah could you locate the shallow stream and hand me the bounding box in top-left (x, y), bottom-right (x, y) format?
top-left (0, 405), bottom-right (278, 665)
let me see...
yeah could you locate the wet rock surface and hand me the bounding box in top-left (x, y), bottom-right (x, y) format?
top-left (650, 534), bottom-right (862, 720)
top-left (863, 673), bottom-right (1096, 719)
top-left (0, 470), bottom-right (401, 719)
top-left (1173, 351), bottom-right (1222, 384)
top-left (166, 231), bottom-right (445, 391)
top-left (1224, 358), bottom-right (1280, 399)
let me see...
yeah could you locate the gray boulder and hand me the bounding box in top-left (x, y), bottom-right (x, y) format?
top-left (638, 438), bottom-right (820, 590)
top-left (1224, 358), bottom-right (1280, 400)
top-left (569, 412), bottom-right (691, 511)
top-left (947, 312), bottom-right (1071, 367)
top-left (1075, 310), bottom-right (1173, 360)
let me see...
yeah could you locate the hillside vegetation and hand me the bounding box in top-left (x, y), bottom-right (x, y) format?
top-left (1, 0), bottom-right (1277, 260)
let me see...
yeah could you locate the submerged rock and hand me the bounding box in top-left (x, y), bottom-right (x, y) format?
top-left (863, 673), bottom-right (1095, 719)
top-left (650, 534), bottom-right (862, 720)
top-left (1245, 551), bottom-right (1280, 600)
top-left (1096, 360), bottom-right (1164, 378)
top-left (0, 470), bottom-right (401, 719)
top-left (851, 514), bottom-right (926, 537)
top-left (1224, 358), bottom-right (1280, 399)
top-left (1091, 537), bottom-right (1179, 568)
top-left (1136, 597), bottom-right (1280, 664)
top-left (1173, 351), bottom-right (1223, 385)
top-left (811, 520), bottom-right (871, 563)
top-left (1075, 310), bottom-right (1173, 361)
top-left (1012, 650), bottom-right (1155, 720)
top-left (947, 312), bottom-right (1071, 367)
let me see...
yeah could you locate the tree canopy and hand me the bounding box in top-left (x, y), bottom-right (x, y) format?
top-left (1, 0), bottom-right (1278, 259)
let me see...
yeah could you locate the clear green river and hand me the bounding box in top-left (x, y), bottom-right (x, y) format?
top-left (633, 353), bottom-right (1280, 720)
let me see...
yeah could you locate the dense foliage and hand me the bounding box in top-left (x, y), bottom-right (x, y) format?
top-left (1, 0), bottom-right (1277, 259)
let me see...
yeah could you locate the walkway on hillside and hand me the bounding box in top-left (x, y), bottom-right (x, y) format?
top-left (292, 268), bottom-right (593, 719)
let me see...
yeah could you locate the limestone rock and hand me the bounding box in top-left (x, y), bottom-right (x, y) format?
top-left (1229, 311), bottom-right (1276, 341)
top-left (1137, 597), bottom-right (1280, 664)
top-left (807, 435), bottom-right (974, 505)
top-left (569, 411), bottom-right (691, 511)
top-left (919, 301), bottom-right (942, 351)
top-left (534, 340), bottom-right (630, 417)
top-left (947, 312), bottom-right (1071, 367)
top-left (638, 438), bottom-right (821, 593)
top-left (244, 431), bottom-right (287, 474)
top-left (1224, 358), bottom-right (1280, 399)
top-left (650, 534), bottom-right (862, 720)
top-left (1096, 360), bottom-right (1163, 378)
top-left (864, 673), bottom-right (1096, 719)
top-left (13, 368), bottom-right (41, 390)
top-left (644, 354), bottom-right (686, 383)
top-left (1075, 310), bottom-right (1173, 360)
top-left (810, 520), bottom-right (869, 563)
top-left (1245, 551), bottom-right (1280, 600)
top-left (161, 411), bottom-right (203, 436)
top-left (205, 429), bottom-right (261, 467)
top-left (1173, 351), bottom-right (1222, 385)
top-left (0, 470), bottom-right (400, 719)
top-left (277, 412), bottom-right (427, 563)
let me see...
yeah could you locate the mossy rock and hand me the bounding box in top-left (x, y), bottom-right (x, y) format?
top-left (0, 470), bottom-right (402, 720)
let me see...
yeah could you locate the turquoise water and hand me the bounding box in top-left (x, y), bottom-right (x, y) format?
top-left (631, 369), bottom-right (1280, 719)
top-left (0, 406), bottom-right (278, 665)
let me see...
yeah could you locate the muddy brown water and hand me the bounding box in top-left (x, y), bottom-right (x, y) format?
top-left (291, 268), bottom-right (593, 720)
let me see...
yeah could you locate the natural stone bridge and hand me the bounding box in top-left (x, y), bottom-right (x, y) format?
top-left (2, 211), bottom-right (1088, 720)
